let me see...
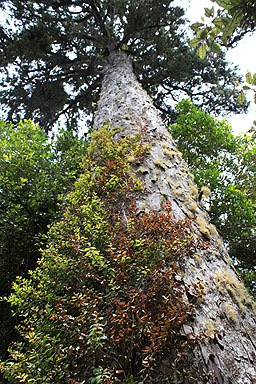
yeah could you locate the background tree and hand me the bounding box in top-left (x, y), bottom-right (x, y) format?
top-left (0, 119), bottom-right (87, 361)
top-left (0, 0), bottom-right (248, 132)
top-left (170, 100), bottom-right (256, 295)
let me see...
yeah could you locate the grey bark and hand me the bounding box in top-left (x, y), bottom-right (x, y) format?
top-left (93, 49), bottom-right (256, 384)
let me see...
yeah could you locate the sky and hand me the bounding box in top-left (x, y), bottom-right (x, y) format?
top-left (174, 0), bottom-right (256, 135)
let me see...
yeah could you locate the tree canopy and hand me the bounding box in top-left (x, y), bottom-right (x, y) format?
top-left (0, 0), bottom-right (247, 132)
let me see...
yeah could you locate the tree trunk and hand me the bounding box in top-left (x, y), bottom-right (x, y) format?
top-left (93, 49), bottom-right (256, 384)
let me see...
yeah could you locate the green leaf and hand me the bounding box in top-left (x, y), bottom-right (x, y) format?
top-left (197, 43), bottom-right (207, 60)
top-left (221, 35), bottom-right (228, 45)
top-left (208, 40), bottom-right (221, 54)
top-left (246, 72), bottom-right (253, 85)
top-left (237, 92), bottom-right (245, 104)
top-left (197, 29), bottom-right (208, 39)
top-left (223, 16), bottom-right (239, 38)
top-left (213, 17), bottom-right (226, 29)
top-left (242, 86), bottom-right (251, 91)
top-left (191, 22), bottom-right (205, 32)
top-left (254, 93), bottom-right (256, 104)
top-left (215, 0), bottom-right (235, 10)
top-left (189, 37), bottom-right (202, 48)
top-left (204, 7), bottom-right (214, 18)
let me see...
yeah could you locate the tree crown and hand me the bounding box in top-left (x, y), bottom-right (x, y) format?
top-left (0, 0), bottom-right (247, 132)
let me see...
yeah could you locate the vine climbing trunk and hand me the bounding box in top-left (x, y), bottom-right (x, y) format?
top-left (93, 49), bottom-right (256, 383)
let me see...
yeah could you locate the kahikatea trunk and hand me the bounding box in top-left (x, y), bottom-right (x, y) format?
top-left (93, 49), bottom-right (256, 383)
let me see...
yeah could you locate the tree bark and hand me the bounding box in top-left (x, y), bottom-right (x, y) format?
top-left (93, 49), bottom-right (256, 384)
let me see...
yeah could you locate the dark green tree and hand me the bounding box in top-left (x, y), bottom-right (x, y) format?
top-left (0, 0), bottom-right (247, 132)
top-left (170, 100), bottom-right (256, 295)
top-left (0, 119), bottom-right (87, 361)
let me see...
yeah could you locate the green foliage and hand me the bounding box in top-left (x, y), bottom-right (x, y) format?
top-left (0, 120), bottom-right (57, 290)
top-left (0, 119), bottom-right (87, 291)
top-left (171, 100), bottom-right (238, 165)
top-left (190, 0), bottom-right (256, 55)
top-left (0, 119), bottom-right (88, 359)
top-left (190, 1), bottom-right (256, 121)
top-left (234, 72), bottom-right (256, 133)
top-left (1, 126), bottom-right (208, 383)
top-left (170, 100), bottom-right (256, 295)
top-left (0, 0), bottom-right (247, 132)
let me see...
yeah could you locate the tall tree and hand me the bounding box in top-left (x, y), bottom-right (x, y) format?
top-left (2, 42), bottom-right (256, 384)
top-left (88, 45), bottom-right (256, 383)
top-left (0, 0), bottom-right (247, 132)
top-left (1, 1), bottom-right (256, 383)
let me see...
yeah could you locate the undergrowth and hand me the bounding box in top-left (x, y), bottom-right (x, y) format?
top-left (1, 126), bottom-right (210, 383)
